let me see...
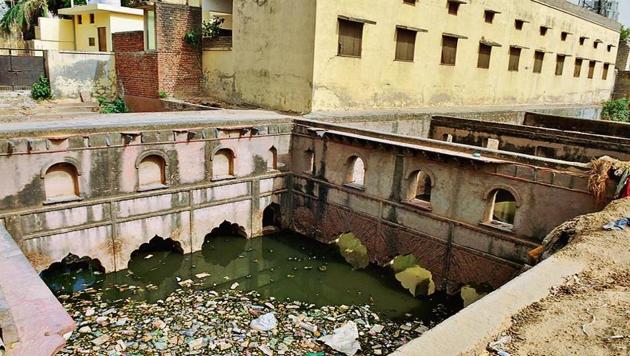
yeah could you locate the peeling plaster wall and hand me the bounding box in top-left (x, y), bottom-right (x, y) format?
top-left (46, 50), bottom-right (117, 99)
top-left (309, 0), bottom-right (619, 111)
top-left (289, 121), bottom-right (607, 291)
top-left (0, 120), bottom-right (292, 273)
top-left (202, 0), bottom-right (317, 113)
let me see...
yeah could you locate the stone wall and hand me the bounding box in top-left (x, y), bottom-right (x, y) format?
top-left (289, 120), bottom-right (605, 291)
top-left (46, 50), bottom-right (117, 99)
top-left (0, 117), bottom-right (293, 273)
top-left (616, 40), bottom-right (630, 71)
top-left (613, 70), bottom-right (630, 100)
top-left (0, 112), bottom-right (616, 296)
top-left (429, 115), bottom-right (630, 162)
top-left (524, 112), bottom-right (630, 137)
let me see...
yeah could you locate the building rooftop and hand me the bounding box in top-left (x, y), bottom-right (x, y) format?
top-left (58, 3), bottom-right (143, 16)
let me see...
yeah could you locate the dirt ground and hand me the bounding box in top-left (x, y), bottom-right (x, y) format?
top-left (480, 197), bottom-right (630, 356)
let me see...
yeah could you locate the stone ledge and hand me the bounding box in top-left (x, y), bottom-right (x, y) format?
top-left (392, 255), bottom-right (585, 355)
top-left (0, 224), bottom-right (75, 355)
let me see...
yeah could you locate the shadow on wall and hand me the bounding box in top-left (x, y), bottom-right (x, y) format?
top-left (128, 235), bottom-right (185, 284)
top-left (262, 203), bottom-right (282, 234)
top-left (202, 221), bottom-right (248, 267)
top-left (39, 253), bottom-right (106, 294)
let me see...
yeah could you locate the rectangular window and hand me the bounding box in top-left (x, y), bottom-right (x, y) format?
top-left (579, 37), bottom-right (586, 45)
top-left (477, 43), bottom-right (492, 69)
top-left (515, 20), bottom-right (524, 30)
top-left (484, 10), bottom-right (495, 24)
top-left (89, 37), bottom-right (95, 46)
top-left (555, 55), bottom-right (565, 76)
top-left (588, 60), bottom-right (596, 79)
top-left (145, 9), bottom-right (156, 51)
top-left (508, 47), bottom-right (521, 72)
top-left (395, 28), bottom-right (416, 62)
top-left (533, 51), bottom-right (544, 73)
top-left (574, 58), bottom-right (583, 77)
top-left (448, 1), bottom-right (460, 15)
top-left (441, 35), bottom-right (458, 65)
top-left (594, 41), bottom-right (599, 49)
top-left (608, 45), bottom-right (613, 52)
top-left (539, 26), bottom-right (548, 36)
top-left (561, 32), bottom-right (568, 41)
top-left (89, 13), bottom-right (95, 24)
top-left (338, 19), bottom-right (363, 57)
top-left (603, 63), bottom-right (610, 80)
top-left (77, 15), bottom-right (82, 25)
top-left (403, 0), bottom-right (415, 5)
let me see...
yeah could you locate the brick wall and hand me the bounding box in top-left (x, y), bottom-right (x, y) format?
top-left (112, 5), bottom-right (202, 101)
top-left (112, 31), bottom-right (145, 52)
top-left (113, 31), bottom-right (160, 99)
top-left (156, 2), bottom-right (202, 97)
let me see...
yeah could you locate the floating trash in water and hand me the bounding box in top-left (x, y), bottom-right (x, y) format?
top-left (57, 288), bottom-right (435, 355)
top-left (144, 254), bottom-right (154, 259)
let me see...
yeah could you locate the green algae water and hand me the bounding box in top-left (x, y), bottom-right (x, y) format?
top-left (42, 232), bottom-right (461, 322)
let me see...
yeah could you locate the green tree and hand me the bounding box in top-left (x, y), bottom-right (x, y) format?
top-left (621, 26), bottom-right (630, 42)
top-left (0, 0), bottom-right (48, 35)
top-left (601, 98), bottom-right (630, 123)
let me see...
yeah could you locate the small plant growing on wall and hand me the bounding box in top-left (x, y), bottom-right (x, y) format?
top-left (601, 98), bottom-right (630, 123)
top-left (184, 31), bottom-right (200, 46)
top-left (31, 75), bottom-right (52, 100)
top-left (158, 90), bottom-right (168, 99)
top-left (202, 17), bottom-right (225, 39)
top-left (97, 96), bottom-right (128, 114)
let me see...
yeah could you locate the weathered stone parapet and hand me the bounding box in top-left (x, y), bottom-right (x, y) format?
top-left (0, 224), bottom-right (75, 355)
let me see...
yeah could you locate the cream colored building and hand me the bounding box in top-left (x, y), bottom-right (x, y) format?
top-left (202, 0), bottom-right (621, 113)
top-left (33, 1), bottom-right (143, 52)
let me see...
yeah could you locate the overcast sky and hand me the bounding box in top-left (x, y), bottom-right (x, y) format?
top-left (618, 1), bottom-right (630, 27)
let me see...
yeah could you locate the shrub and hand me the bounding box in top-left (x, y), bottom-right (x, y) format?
top-left (31, 74), bottom-right (52, 100)
top-left (601, 98), bottom-right (630, 123)
top-left (202, 17), bottom-right (225, 39)
top-left (183, 31), bottom-right (199, 46)
top-left (158, 90), bottom-right (168, 99)
top-left (97, 96), bottom-right (128, 114)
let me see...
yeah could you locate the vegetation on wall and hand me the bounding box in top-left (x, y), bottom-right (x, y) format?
top-left (183, 31), bottom-right (200, 46)
top-left (202, 17), bottom-right (225, 39)
top-left (601, 98), bottom-right (630, 123)
top-left (621, 26), bottom-right (630, 42)
top-left (97, 96), bottom-right (128, 114)
top-left (158, 90), bottom-right (168, 99)
top-left (31, 75), bottom-right (52, 100)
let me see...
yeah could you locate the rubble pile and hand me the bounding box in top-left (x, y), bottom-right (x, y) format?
top-left (59, 286), bottom-right (433, 355)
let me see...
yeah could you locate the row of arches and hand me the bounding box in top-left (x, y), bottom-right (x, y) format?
top-left (40, 203), bottom-right (283, 293)
top-left (343, 155), bottom-right (518, 228)
top-left (41, 146), bottom-right (280, 202)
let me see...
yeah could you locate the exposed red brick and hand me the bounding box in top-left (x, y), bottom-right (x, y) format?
top-left (112, 3), bottom-right (202, 99)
